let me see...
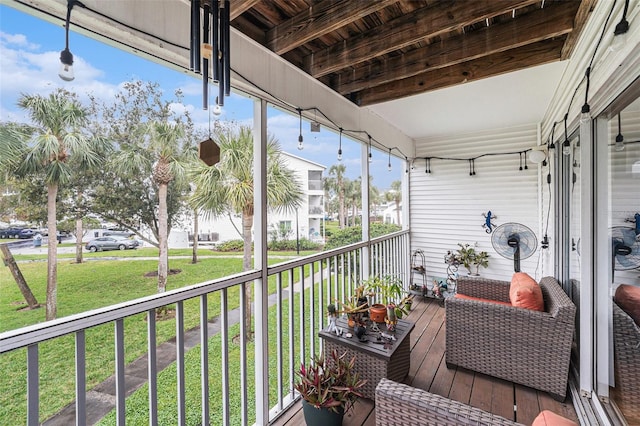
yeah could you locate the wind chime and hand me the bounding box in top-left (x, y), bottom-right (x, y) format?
top-left (191, 0), bottom-right (231, 112)
top-left (193, 1), bottom-right (229, 166)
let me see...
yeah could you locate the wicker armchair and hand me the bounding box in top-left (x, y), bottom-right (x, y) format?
top-left (612, 302), bottom-right (640, 421)
top-left (375, 378), bottom-right (523, 426)
top-left (445, 276), bottom-right (576, 401)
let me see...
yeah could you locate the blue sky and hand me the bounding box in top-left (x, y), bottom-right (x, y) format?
top-left (0, 4), bottom-right (402, 190)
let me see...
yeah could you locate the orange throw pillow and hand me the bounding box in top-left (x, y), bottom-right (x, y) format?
top-left (510, 272), bottom-right (544, 311)
top-left (614, 284), bottom-right (640, 326)
top-left (531, 410), bottom-right (577, 426)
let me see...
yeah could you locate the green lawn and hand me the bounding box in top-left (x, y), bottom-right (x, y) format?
top-left (8, 244), bottom-right (316, 262)
top-left (0, 252), bottom-right (327, 424)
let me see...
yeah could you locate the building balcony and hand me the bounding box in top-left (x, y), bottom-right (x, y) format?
top-left (0, 230), bottom-right (577, 425)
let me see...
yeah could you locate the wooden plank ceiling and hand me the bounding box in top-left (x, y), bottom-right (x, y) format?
top-left (227, 0), bottom-right (595, 106)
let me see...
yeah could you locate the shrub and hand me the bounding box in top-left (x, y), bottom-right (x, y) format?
top-left (268, 238), bottom-right (322, 251)
top-left (325, 223), bottom-right (401, 250)
top-left (215, 239), bottom-right (246, 252)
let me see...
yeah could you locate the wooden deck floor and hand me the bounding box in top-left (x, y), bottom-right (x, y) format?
top-left (272, 296), bottom-right (578, 426)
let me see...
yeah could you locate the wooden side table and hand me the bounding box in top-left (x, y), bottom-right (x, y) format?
top-left (318, 317), bottom-right (415, 400)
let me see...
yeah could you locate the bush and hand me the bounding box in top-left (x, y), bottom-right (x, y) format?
top-left (268, 238), bottom-right (322, 251)
top-left (215, 239), bottom-right (246, 252)
top-left (325, 223), bottom-right (401, 250)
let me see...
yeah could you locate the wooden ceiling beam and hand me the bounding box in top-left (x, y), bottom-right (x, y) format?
top-left (561, 0), bottom-right (598, 59)
top-left (266, 0), bottom-right (398, 55)
top-left (304, 0), bottom-right (541, 78)
top-left (354, 38), bottom-right (566, 106)
top-left (230, 0), bottom-right (261, 20)
top-left (333, 1), bottom-right (577, 95)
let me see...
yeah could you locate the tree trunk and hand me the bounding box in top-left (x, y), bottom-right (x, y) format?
top-left (157, 183), bottom-right (169, 293)
top-left (0, 244), bottom-right (39, 309)
top-left (75, 217), bottom-right (83, 264)
top-left (338, 189), bottom-right (345, 229)
top-left (242, 211), bottom-right (253, 340)
top-left (46, 183), bottom-right (59, 320)
top-left (192, 209), bottom-right (199, 264)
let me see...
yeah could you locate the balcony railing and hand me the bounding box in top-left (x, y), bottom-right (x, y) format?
top-left (308, 206), bottom-right (323, 215)
top-left (307, 181), bottom-right (322, 191)
top-left (0, 230), bottom-right (409, 426)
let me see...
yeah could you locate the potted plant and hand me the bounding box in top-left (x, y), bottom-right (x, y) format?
top-left (295, 350), bottom-right (367, 426)
top-left (363, 275), bottom-right (408, 324)
top-left (456, 243), bottom-right (490, 276)
top-left (336, 287), bottom-right (369, 327)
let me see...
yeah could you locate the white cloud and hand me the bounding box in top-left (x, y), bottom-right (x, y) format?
top-left (0, 33), bottom-right (120, 121)
top-left (0, 31), bottom-right (39, 50)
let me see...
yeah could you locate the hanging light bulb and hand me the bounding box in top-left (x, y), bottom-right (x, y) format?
top-left (548, 123), bottom-right (556, 150)
top-left (368, 135), bottom-right (373, 163)
top-left (615, 113), bottom-right (625, 151)
top-left (387, 149), bottom-right (392, 171)
top-left (610, 0), bottom-right (630, 52)
top-left (297, 108), bottom-right (304, 150)
top-left (59, 49), bottom-right (74, 81)
top-left (337, 128), bottom-right (343, 161)
top-left (59, 1), bottom-right (78, 81)
top-left (580, 67), bottom-right (591, 125)
top-left (562, 114), bottom-right (571, 156)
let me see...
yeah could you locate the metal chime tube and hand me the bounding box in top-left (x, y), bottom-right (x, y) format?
top-left (218, 0), bottom-right (226, 106)
top-left (189, 0), bottom-right (196, 70)
top-left (223, 0), bottom-right (231, 96)
top-left (212, 0), bottom-right (219, 82)
top-left (202, 2), bottom-right (210, 109)
top-left (193, 0), bottom-right (201, 73)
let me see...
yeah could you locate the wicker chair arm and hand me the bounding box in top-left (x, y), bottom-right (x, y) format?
top-left (375, 378), bottom-right (522, 426)
top-left (446, 294), bottom-right (572, 330)
top-left (457, 276), bottom-right (511, 303)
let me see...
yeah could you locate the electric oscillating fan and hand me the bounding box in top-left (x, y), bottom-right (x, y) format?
top-left (491, 223), bottom-right (538, 272)
top-left (611, 226), bottom-right (640, 280)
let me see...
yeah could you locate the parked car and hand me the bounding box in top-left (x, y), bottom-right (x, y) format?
top-left (0, 227), bottom-right (24, 239)
top-left (18, 229), bottom-right (38, 239)
top-left (85, 236), bottom-right (139, 252)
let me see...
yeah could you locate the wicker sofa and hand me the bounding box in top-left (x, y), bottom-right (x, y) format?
top-left (445, 276), bottom-right (576, 401)
top-left (612, 301), bottom-right (640, 421)
top-left (375, 378), bottom-right (523, 425)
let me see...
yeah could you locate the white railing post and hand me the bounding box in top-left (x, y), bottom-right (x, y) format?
top-left (253, 98), bottom-right (270, 425)
top-left (361, 142), bottom-right (370, 279)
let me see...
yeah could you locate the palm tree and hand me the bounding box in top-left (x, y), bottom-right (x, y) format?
top-left (190, 124), bottom-right (302, 338)
top-left (8, 89), bottom-right (103, 320)
top-left (112, 120), bottom-right (195, 293)
top-left (385, 180), bottom-right (402, 225)
top-left (325, 164), bottom-right (347, 228)
top-left (344, 178), bottom-right (361, 226)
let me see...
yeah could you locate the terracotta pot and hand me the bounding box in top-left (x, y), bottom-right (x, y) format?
top-left (369, 303), bottom-right (387, 323)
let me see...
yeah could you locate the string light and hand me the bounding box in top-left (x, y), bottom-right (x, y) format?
top-left (59, 1), bottom-right (81, 81)
top-left (337, 128), bottom-right (343, 161)
top-left (580, 67), bottom-right (591, 124)
top-left (297, 108), bottom-right (304, 150)
top-left (615, 113), bottom-right (625, 151)
top-left (610, 0), bottom-right (630, 51)
top-left (562, 114), bottom-right (571, 156)
top-left (368, 135), bottom-right (373, 163)
top-left (387, 148), bottom-right (392, 171)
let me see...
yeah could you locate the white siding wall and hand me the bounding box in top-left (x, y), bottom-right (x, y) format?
top-left (410, 124), bottom-right (544, 282)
